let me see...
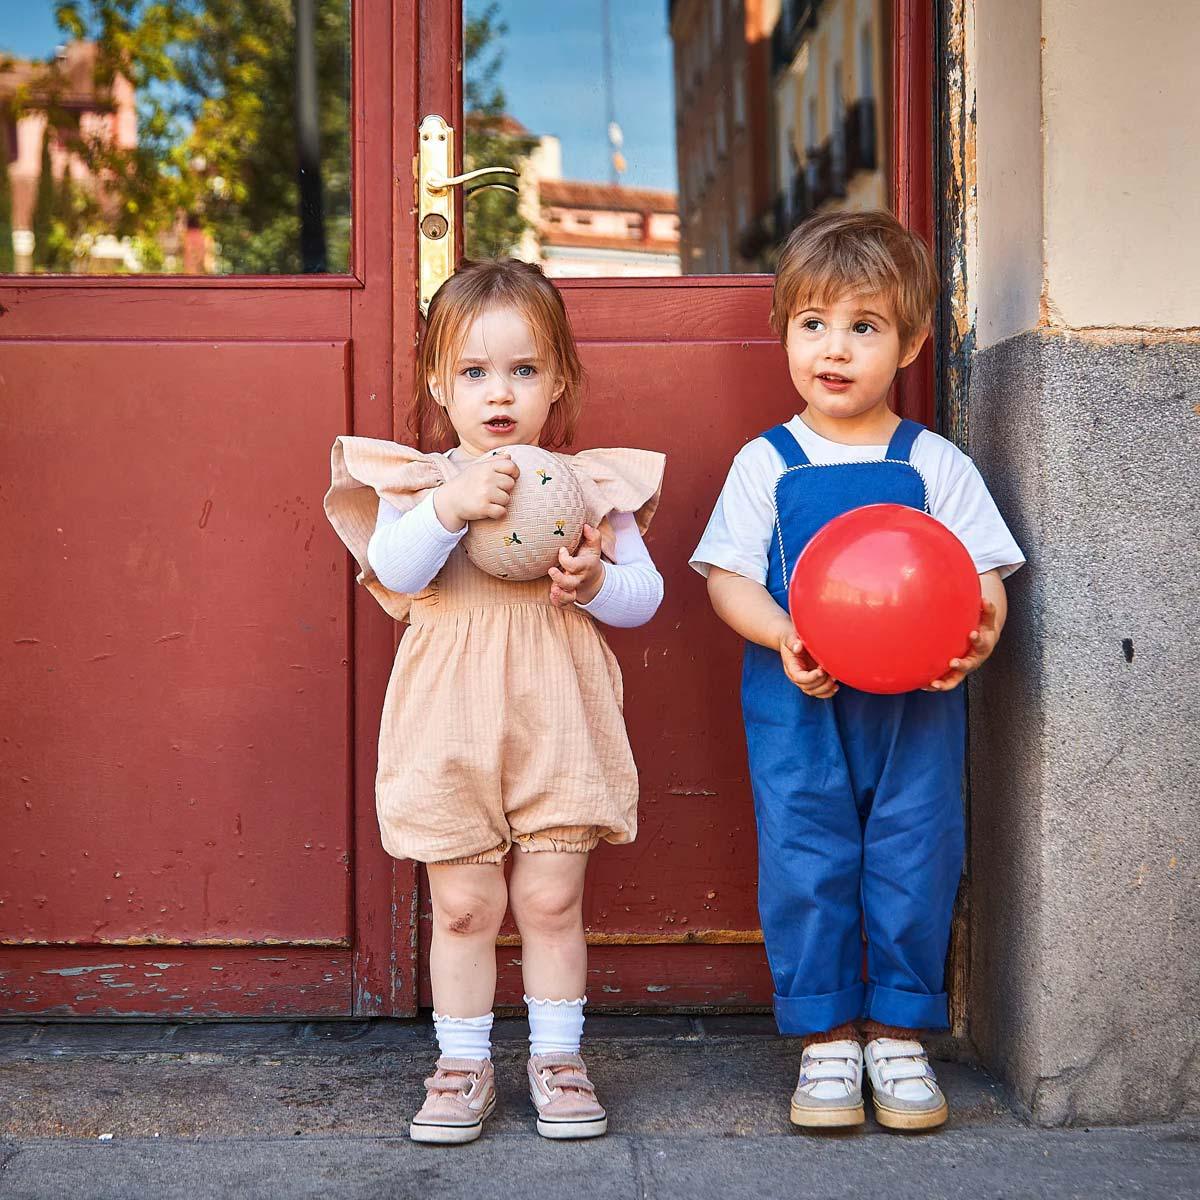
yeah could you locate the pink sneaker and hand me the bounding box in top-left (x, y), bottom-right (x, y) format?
top-left (526, 1053), bottom-right (609, 1139)
top-left (409, 1057), bottom-right (496, 1144)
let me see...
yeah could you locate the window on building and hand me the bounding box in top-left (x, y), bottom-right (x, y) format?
top-left (860, 23), bottom-right (875, 100)
top-left (733, 59), bottom-right (746, 128)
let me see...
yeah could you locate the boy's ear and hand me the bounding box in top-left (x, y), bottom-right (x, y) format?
top-left (898, 326), bottom-right (930, 370)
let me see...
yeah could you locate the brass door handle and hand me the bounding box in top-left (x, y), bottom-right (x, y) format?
top-left (416, 115), bottom-right (520, 314)
top-left (426, 165), bottom-right (518, 194)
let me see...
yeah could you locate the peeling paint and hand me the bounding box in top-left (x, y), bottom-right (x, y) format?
top-left (40, 963), bottom-right (126, 977)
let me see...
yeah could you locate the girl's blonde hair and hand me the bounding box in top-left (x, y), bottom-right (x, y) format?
top-left (769, 209), bottom-right (939, 349)
top-left (412, 258), bottom-right (585, 449)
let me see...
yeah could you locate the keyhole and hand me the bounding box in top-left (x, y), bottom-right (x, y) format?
top-left (421, 213), bottom-right (449, 241)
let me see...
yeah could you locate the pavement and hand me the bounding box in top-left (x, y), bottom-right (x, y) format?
top-left (0, 1015), bottom-right (1197, 1198)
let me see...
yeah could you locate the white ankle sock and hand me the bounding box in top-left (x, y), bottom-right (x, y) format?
top-left (525, 995), bottom-right (586, 1057)
top-left (433, 1011), bottom-right (493, 1061)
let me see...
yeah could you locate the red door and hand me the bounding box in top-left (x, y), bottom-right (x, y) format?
top-left (0, 0), bottom-right (403, 1016)
top-left (1, 0), bottom-right (932, 1017)
top-left (409, 0), bottom-right (935, 1013)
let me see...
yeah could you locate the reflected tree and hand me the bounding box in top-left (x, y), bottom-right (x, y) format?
top-left (464, 2), bottom-right (535, 260)
top-left (37, 0), bottom-right (351, 273)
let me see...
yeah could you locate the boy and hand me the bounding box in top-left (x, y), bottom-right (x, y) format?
top-left (691, 210), bottom-right (1024, 1131)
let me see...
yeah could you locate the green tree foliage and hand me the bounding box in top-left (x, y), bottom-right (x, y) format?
top-left (0, 115), bottom-right (13, 273)
top-left (464, 2), bottom-right (536, 261)
top-left (32, 125), bottom-right (56, 269)
top-left (49, 0), bottom-right (351, 273)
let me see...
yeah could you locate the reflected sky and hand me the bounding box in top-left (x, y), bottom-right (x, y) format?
top-left (476, 1), bottom-right (676, 192)
top-left (1, 3), bottom-right (678, 194)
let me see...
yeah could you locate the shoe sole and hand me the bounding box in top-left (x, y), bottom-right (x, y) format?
top-left (871, 1098), bottom-right (948, 1131)
top-left (789, 1101), bottom-right (865, 1128)
top-left (409, 1097), bottom-right (496, 1144)
top-left (535, 1114), bottom-right (609, 1140)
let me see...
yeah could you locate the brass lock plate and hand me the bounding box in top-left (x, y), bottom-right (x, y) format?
top-left (417, 114), bottom-right (456, 315)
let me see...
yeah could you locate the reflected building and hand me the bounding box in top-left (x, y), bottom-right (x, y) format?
top-left (670, 0), bottom-right (890, 273)
top-left (473, 118), bottom-right (680, 277)
top-left (0, 42), bottom-right (137, 272)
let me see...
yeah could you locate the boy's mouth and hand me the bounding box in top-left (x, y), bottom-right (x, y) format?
top-left (816, 372), bottom-right (852, 390)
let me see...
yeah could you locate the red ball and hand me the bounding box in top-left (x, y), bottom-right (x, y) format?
top-left (788, 504), bottom-right (981, 695)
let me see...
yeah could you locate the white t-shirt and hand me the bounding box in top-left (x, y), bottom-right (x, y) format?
top-left (690, 415), bottom-right (1025, 584)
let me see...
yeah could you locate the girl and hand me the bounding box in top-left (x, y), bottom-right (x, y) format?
top-left (323, 259), bottom-right (665, 1145)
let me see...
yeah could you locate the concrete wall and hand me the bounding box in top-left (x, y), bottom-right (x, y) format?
top-left (958, 0), bottom-right (1200, 1124)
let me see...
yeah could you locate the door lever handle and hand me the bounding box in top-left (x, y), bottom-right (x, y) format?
top-left (426, 165), bottom-right (518, 194)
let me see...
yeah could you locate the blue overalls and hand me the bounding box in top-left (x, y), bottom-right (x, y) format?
top-left (742, 419), bottom-right (966, 1036)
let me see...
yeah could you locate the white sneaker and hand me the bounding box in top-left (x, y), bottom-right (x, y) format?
top-left (864, 1038), bottom-right (948, 1130)
top-left (789, 1039), bottom-right (865, 1128)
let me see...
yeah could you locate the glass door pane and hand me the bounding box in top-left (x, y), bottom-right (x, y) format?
top-left (0, 1), bottom-right (351, 275)
top-left (462, 0), bottom-right (893, 277)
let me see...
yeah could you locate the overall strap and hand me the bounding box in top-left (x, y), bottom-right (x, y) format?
top-left (761, 423), bottom-right (811, 469)
top-left (885, 418), bottom-right (924, 463)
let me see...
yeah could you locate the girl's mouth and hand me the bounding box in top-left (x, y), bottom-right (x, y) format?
top-left (485, 417), bottom-right (516, 432)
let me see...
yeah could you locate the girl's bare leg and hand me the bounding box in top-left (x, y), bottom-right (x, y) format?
top-left (507, 851), bottom-right (589, 998)
top-left (426, 862), bottom-right (508, 1016)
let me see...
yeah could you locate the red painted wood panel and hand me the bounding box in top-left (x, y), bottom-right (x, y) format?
top-left (0, 947), bottom-right (350, 1018)
top-left (1, 341), bottom-right (352, 946)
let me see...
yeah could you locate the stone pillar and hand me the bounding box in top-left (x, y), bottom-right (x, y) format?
top-left (952, 0), bottom-right (1200, 1124)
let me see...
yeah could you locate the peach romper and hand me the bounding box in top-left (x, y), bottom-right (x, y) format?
top-left (323, 437), bottom-right (665, 865)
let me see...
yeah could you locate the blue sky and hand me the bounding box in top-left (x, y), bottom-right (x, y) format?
top-left (473, 1), bottom-right (678, 192)
top-left (2, 2), bottom-right (679, 192)
top-left (0, 5), bottom-right (62, 58)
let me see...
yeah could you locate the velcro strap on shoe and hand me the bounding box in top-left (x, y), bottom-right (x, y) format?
top-left (871, 1040), bottom-right (925, 1061)
top-left (545, 1071), bottom-right (595, 1093)
top-left (878, 1060), bottom-right (934, 1084)
top-left (799, 1061), bottom-right (859, 1085)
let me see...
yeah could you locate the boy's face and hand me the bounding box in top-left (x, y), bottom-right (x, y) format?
top-left (433, 305), bottom-right (563, 458)
top-left (784, 291), bottom-right (925, 430)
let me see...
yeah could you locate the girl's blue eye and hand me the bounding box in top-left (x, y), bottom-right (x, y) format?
top-left (514, 364), bottom-right (536, 377)
top-left (463, 366), bottom-right (485, 379)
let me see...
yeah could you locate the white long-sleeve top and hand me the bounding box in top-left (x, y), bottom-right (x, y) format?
top-left (366, 494), bottom-right (664, 628)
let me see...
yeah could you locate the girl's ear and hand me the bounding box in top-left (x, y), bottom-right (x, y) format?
top-left (551, 379), bottom-right (565, 403)
top-left (428, 375), bottom-right (446, 407)
top-left (898, 327), bottom-right (929, 370)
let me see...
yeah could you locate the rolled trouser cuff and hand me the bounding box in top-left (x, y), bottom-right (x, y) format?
top-left (773, 983), bottom-right (865, 1037)
top-left (864, 983), bottom-right (948, 1031)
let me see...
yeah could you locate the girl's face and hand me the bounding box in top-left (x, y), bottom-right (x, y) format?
top-left (434, 305), bottom-right (563, 458)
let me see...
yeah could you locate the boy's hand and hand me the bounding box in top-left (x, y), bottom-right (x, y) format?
top-left (433, 452), bottom-right (520, 531)
top-left (781, 633), bottom-right (839, 698)
top-left (925, 597), bottom-right (1000, 692)
top-left (548, 524), bottom-right (604, 607)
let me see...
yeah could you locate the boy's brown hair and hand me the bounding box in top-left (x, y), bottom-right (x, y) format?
top-left (769, 209), bottom-right (939, 348)
top-left (412, 258), bottom-right (585, 449)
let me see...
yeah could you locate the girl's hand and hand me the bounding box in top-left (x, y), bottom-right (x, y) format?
top-left (781, 633), bottom-right (839, 698)
top-left (924, 597), bottom-right (1000, 692)
top-left (548, 524), bottom-right (604, 607)
top-left (432, 452), bottom-right (520, 532)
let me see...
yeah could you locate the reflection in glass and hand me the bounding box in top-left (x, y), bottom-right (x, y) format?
top-left (0, 1), bottom-right (351, 276)
top-left (464, 0), bottom-right (891, 278)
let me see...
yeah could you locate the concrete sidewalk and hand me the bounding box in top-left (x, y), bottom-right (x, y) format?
top-left (1, 1016), bottom-right (1196, 1198)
